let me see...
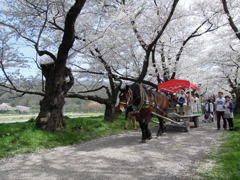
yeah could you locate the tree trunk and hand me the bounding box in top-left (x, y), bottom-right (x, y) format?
top-left (36, 64), bottom-right (74, 132)
top-left (234, 95), bottom-right (240, 113)
top-left (104, 103), bottom-right (119, 122)
top-left (36, 91), bottom-right (66, 132)
top-left (36, 1), bottom-right (85, 132)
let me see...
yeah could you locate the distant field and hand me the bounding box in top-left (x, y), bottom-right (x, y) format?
top-left (0, 113), bottom-right (103, 122)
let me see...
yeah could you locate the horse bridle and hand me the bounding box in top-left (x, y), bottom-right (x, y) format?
top-left (119, 88), bottom-right (133, 107)
top-left (119, 84), bottom-right (144, 110)
top-left (120, 84), bottom-right (169, 117)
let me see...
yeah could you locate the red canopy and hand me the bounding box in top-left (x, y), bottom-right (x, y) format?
top-left (158, 79), bottom-right (200, 93)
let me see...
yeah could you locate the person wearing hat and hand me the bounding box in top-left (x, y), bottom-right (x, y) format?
top-left (223, 96), bottom-right (234, 131)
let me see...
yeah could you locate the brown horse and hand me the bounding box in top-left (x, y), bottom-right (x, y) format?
top-left (117, 83), bottom-right (169, 142)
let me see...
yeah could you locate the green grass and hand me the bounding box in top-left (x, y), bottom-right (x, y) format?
top-left (198, 114), bottom-right (240, 180)
top-left (0, 115), bottom-right (134, 159)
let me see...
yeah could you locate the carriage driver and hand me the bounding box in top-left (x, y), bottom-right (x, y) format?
top-left (176, 89), bottom-right (188, 115)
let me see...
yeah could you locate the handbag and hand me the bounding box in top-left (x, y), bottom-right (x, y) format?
top-left (224, 112), bottom-right (234, 119)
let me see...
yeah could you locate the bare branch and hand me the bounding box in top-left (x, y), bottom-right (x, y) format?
top-left (56, 0), bottom-right (87, 65)
top-left (70, 85), bottom-right (109, 94)
top-left (0, 22), bottom-right (36, 44)
top-left (137, 0), bottom-right (179, 83)
top-left (222, 0), bottom-right (240, 40)
top-left (35, 45), bottom-right (57, 62)
top-left (1, 14), bottom-right (57, 63)
top-left (154, 0), bottom-right (158, 6)
top-left (67, 93), bottom-right (109, 104)
top-left (0, 83), bottom-right (44, 96)
top-left (48, 18), bottom-right (86, 41)
top-left (0, 57), bottom-right (17, 90)
top-left (130, 20), bottom-right (147, 50)
top-left (171, 17), bottom-right (219, 79)
top-left (90, 48), bottom-right (116, 94)
top-left (151, 44), bottom-right (162, 83)
top-left (149, 0), bottom-right (179, 49)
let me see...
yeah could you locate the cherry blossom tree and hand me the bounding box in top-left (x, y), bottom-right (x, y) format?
top-left (0, 0), bottom-right (87, 131)
top-left (1, 0), bottom-right (239, 127)
top-left (66, 0), bottom-right (180, 121)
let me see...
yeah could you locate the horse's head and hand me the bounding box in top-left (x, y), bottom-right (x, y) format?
top-left (118, 85), bottom-right (133, 113)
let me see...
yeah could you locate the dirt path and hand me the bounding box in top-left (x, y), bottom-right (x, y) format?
top-left (0, 120), bottom-right (224, 180)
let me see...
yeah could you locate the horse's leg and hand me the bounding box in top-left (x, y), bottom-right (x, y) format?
top-left (157, 117), bottom-right (163, 137)
top-left (161, 118), bottom-right (166, 135)
top-left (139, 120), bottom-right (147, 142)
top-left (145, 122), bottom-right (152, 140)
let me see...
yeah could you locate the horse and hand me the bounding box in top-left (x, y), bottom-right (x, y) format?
top-left (117, 83), bottom-right (169, 142)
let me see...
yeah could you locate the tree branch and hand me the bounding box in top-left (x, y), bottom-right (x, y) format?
top-left (0, 53), bottom-right (17, 90)
top-left (56, 0), bottom-right (86, 68)
top-left (70, 85), bottom-right (109, 94)
top-left (67, 93), bottom-right (109, 104)
top-left (90, 48), bottom-right (116, 95)
top-left (137, 0), bottom-right (179, 83)
top-left (130, 20), bottom-right (147, 50)
top-left (171, 18), bottom-right (218, 79)
top-left (0, 13), bottom-right (57, 63)
top-left (149, 0), bottom-right (179, 49)
top-left (222, 0), bottom-right (240, 40)
top-left (0, 83), bottom-right (45, 96)
top-left (151, 44), bottom-right (162, 83)
top-left (0, 22), bottom-right (36, 44)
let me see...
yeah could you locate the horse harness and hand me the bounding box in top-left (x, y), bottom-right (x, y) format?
top-left (120, 84), bottom-right (163, 113)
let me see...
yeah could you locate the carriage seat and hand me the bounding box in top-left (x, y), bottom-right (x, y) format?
top-left (168, 104), bottom-right (192, 116)
top-left (169, 102), bottom-right (177, 108)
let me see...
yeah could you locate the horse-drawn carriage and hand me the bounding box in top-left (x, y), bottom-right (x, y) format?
top-left (156, 79), bottom-right (202, 132)
top-left (118, 79), bottom-right (202, 142)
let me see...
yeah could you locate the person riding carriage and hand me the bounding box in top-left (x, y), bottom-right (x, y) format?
top-left (158, 79), bottom-right (201, 116)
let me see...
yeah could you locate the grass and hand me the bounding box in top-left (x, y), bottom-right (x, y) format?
top-left (0, 114), bottom-right (133, 159)
top-left (197, 113), bottom-right (240, 179)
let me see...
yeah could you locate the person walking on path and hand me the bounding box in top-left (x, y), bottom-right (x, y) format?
top-left (214, 92), bottom-right (227, 130)
top-left (203, 99), bottom-right (214, 123)
top-left (223, 96), bottom-right (234, 131)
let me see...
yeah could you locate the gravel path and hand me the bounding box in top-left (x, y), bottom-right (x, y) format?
top-left (0, 120), bottom-right (224, 180)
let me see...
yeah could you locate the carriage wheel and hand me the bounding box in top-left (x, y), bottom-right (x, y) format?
top-left (184, 120), bottom-right (190, 132)
top-left (193, 117), bottom-right (199, 128)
